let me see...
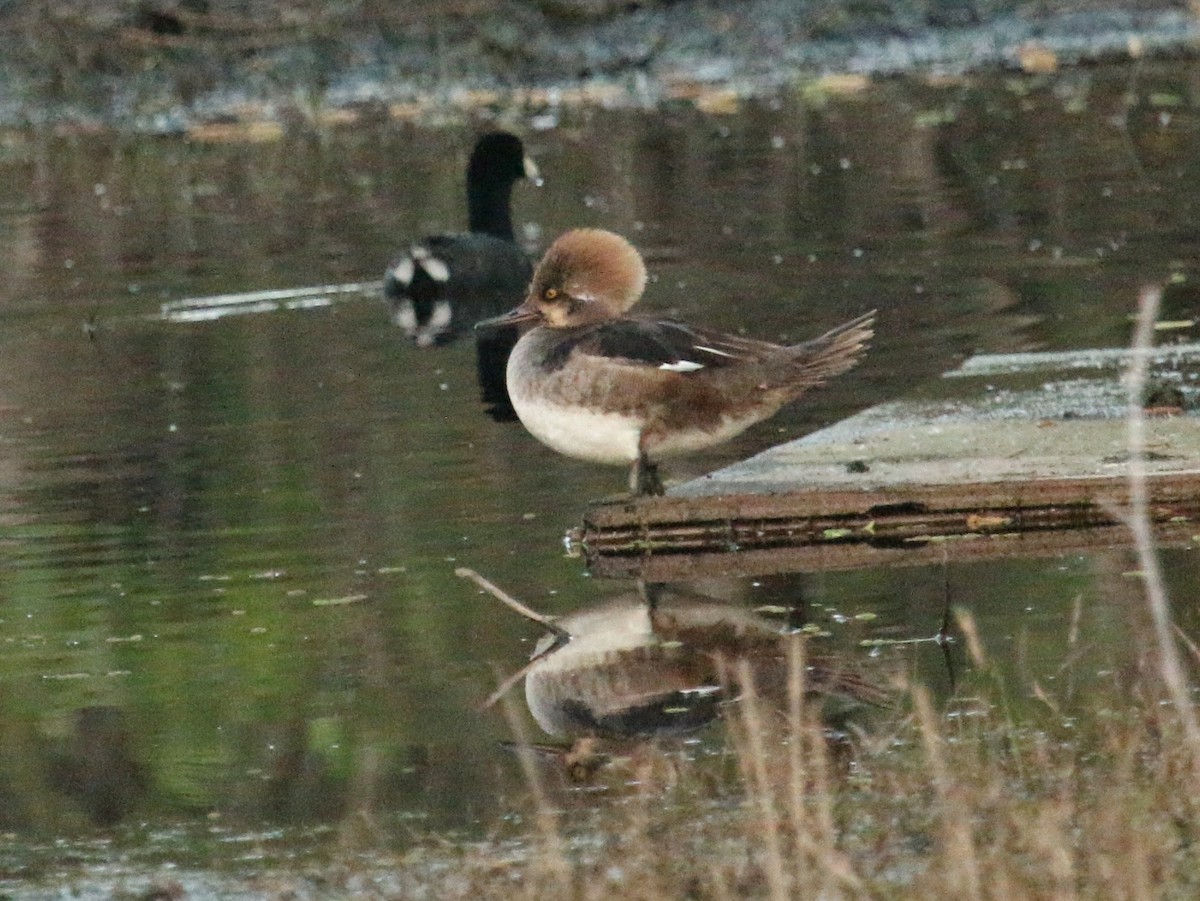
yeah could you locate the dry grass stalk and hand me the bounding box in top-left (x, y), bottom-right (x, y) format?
top-left (496, 687), bottom-right (574, 896)
top-left (1122, 284), bottom-right (1200, 773)
top-left (732, 657), bottom-right (790, 901)
top-left (722, 643), bottom-right (867, 899)
top-left (954, 607), bottom-right (989, 669)
top-left (913, 683), bottom-right (983, 900)
top-left (457, 567), bottom-right (572, 711)
top-left (456, 567), bottom-right (568, 638)
top-left (804, 695), bottom-right (854, 894)
top-left (785, 635), bottom-right (810, 894)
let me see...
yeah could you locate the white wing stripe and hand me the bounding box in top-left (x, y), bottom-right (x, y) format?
top-left (692, 344), bottom-right (738, 358)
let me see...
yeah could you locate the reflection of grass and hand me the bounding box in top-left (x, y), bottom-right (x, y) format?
top-left (25, 630), bottom-right (1200, 897)
top-left (359, 627), bottom-right (1198, 899)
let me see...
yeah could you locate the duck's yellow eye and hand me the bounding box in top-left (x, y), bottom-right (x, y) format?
top-left (543, 287), bottom-right (559, 301)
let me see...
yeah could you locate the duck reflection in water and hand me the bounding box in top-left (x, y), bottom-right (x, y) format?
top-left (383, 131), bottom-right (541, 421)
top-left (461, 570), bottom-right (888, 786)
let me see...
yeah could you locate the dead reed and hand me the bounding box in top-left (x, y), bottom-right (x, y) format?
top-left (1120, 284), bottom-right (1200, 772)
top-left (362, 608), bottom-right (1195, 900)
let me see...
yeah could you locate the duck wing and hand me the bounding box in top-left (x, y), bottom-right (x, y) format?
top-left (550, 312), bottom-right (876, 398)
top-left (559, 319), bottom-right (784, 373)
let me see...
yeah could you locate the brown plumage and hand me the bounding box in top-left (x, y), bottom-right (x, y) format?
top-left (478, 228), bottom-right (876, 495)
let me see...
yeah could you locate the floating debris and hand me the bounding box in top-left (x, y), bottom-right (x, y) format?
top-left (945, 342), bottom-right (1200, 377)
top-left (311, 594), bottom-right (369, 607)
top-left (159, 282), bottom-right (379, 323)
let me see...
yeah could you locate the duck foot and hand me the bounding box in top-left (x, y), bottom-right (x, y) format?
top-left (630, 454), bottom-right (665, 497)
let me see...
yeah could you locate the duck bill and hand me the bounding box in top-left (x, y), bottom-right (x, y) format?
top-left (475, 303), bottom-right (541, 330)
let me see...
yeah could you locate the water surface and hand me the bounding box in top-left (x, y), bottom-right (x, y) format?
top-left (0, 60), bottom-right (1198, 887)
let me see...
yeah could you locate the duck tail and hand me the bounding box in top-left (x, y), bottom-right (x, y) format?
top-left (781, 309), bottom-right (876, 388)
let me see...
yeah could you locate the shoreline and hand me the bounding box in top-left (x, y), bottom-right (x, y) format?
top-left (1, 2), bottom-right (1198, 132)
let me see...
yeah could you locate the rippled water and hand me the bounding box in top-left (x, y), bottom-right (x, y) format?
top-left (1, 61), bottom-right (1198, 886)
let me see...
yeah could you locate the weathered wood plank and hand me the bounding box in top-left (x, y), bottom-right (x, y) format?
top-left (578, 473), bottom-right (1200, 579)
top-left (577, 344), bottom-right (1200, 579)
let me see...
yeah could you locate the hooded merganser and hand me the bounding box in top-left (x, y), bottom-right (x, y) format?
top-left (383, 131), bottom-right (540, 348)
top-left (477, 228), bottom-right (876, 495)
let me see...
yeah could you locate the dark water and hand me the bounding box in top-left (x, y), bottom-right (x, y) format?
top-left (1, 61), bottom-right (1199, 882)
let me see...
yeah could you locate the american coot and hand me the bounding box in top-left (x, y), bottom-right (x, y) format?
top-left (384, 131), bottom-right (540, 349)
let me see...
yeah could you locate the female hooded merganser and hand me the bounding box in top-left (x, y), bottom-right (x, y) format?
top-left (383, 131), bottom-right (540, 348)
top-left (478, 229), bottom-right (876, 495)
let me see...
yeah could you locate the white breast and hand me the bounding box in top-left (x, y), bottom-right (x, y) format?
top-left (509, 392), bottom-right (643, 465)
top-left (506, 336), bottom-right (643, 465)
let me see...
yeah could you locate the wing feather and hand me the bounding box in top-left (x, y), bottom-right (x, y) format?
top-left (567, 319), bottom-right (783, 371)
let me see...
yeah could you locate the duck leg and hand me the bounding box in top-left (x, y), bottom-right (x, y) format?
top-left (638, 581), bottom-right (665, 612)
top-left (630, 449), bottom-right (665, 497)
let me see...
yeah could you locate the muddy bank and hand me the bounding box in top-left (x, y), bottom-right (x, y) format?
top-left (1, 1), bottom-right (1198, 129)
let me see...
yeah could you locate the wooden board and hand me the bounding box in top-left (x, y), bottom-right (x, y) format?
top-left (578, 472), bottom-right (1200, 579)
top-left (577, 345), bottom-right (1200, 579)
